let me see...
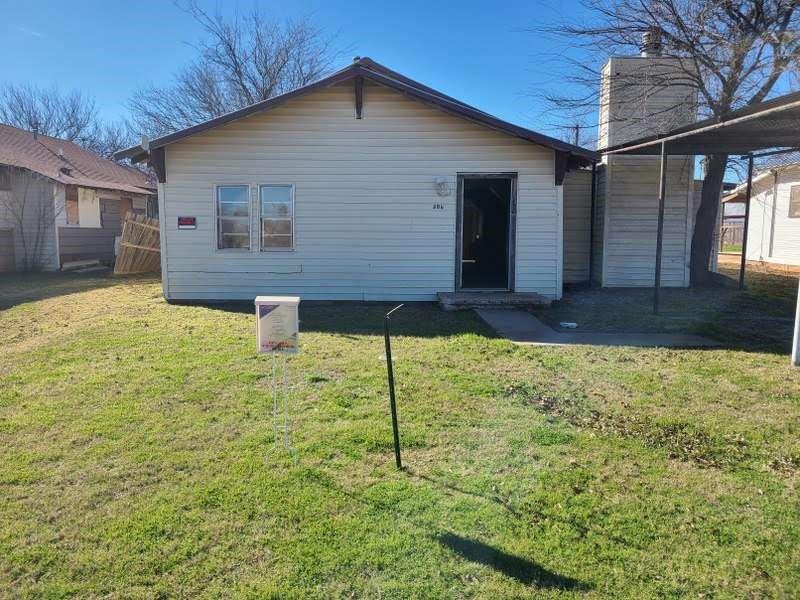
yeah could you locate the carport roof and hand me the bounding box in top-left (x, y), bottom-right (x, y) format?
top-left (602, 90), bottom-right (800, 156)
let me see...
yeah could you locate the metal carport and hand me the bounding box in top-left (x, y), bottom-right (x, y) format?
top-left (602, 90), bottom-right (800, 366)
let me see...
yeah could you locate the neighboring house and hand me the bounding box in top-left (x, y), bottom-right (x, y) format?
top-left (723, 160), bottom-right (800, 267)
top-left (116, 48), bottom-right (698, 302)
top-left (689, 180), bottom-right (738, 270)
top-left (0, 124), bottom-right (155, 272)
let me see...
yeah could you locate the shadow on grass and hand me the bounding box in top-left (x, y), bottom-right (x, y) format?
top-left (305, 469), bottom-right (592, 591)
top-left (436, 532), bottom-right (591, 590)
top-left (409, 470), bottom-right (521, 518)
top-left (0, 270), bottom-right (143, 310)
top-left (186, 300), bottom-right (497, 339)
top-left (533, 274), bottom-right (797, 355)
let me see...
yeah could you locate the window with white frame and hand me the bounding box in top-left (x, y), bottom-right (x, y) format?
top-left (789, 185), bottom-right (800, 218)
top-left (260, 185), bottom-right (294, 249)
top-left (216, 185), bottom-right (250, 249)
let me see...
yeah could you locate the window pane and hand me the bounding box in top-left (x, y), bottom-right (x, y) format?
top-left (218, 186), bottom-right (249, 204)
top-left (219, 201), bottom-right (250, 216)
top-left (790, 186), bottom-right (800, 218)
top-left (261, 201), bottom-right (292, 218)
top-left (260, 185), bottom-right (291, 205)
top-left (220, 233), bottom-right (250, 249)
top-left (218, 217), bottom-right (250, 249)
top-left (262, 234), bottom-right (292, 248)
top-left (262, 219), bottom-right (292, 235)
top-left (259, 185), bottom-right (293, 250)
top-left (219, 217), bottom-right (249, 234)
top-left (216, 186), bottom-right (249, 249)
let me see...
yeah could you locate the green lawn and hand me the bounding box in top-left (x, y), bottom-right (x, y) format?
top-left (721, 244), bottom-right (742, 253)
top-left (1, 273), bottom-right (799, 598)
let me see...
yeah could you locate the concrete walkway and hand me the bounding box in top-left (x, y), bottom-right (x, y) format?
top-left (476, 308), bottom-right (720, 348)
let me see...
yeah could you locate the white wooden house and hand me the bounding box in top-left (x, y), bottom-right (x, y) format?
top-left (117, 51), bottom-right (696, 302)
top-left (723, 162), bottom-right (800, 267)
top-left (118, 57), bottom-right (597, 301)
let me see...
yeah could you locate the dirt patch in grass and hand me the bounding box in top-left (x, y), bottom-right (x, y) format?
top-left (505, 382), bottom-right (764, 470)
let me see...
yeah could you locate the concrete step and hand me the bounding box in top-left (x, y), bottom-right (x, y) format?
top-left (438, 291), bottom-right (551, 310)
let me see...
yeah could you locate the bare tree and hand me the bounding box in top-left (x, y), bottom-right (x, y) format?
top-left (128, 3), bottom-right (336, 137)
top-left (0, 167), bottom-right (60, 270)
top-left (82, 121), bottom-right (137, 160)
top-left (0, 83), bottom-right (135, 159)
top-left (538, 0), bottom-right (800, 285)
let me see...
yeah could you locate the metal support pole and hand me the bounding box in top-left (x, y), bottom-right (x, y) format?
top-left (383, 304), bottom-right (404, 469)
top-left (588, 161), bottom-right (597, 284)
top-left (739, 154), bottom-right (754, 290)
top-left (793, 278), bottom-right (800, 367)
top-left (653, 141), bottom-right (667, 315)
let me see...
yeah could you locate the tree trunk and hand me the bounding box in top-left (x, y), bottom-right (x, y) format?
top-left (690, 153), bottom-right (728, 286)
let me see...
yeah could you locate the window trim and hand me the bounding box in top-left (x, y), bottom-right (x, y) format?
top-left (214, 184), bottom-right (252, 252)
top-left (64, 185), bottom-right (80, 226)
top-left (788, 184), bottom-right (800, 219)
top-left (0, 165), bottom-right (11, 192)
top-left (259, 184), bottom-right (295, 252)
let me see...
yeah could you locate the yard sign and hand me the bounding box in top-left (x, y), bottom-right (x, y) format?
top-left (255, 295), bottom-right (300, 458)
top-left (255, 296), bottom-right (300, 354)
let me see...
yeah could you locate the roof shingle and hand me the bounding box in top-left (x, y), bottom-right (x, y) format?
top-left (0, 123), bottom-right (155, 195)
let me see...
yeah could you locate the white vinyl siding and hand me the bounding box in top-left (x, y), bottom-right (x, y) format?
top-left (594, 55), bottom-right (697, 288)
top-left (745, 169), bottom-right (800, 266)
top-left (598, 57), bottom-right (697, 149)
top-left (600, 154), bottom-right (694, 287)
top-left (562, 169), bottom-right (593, 283)
top-left (160, 81), bottom-right (560, 301)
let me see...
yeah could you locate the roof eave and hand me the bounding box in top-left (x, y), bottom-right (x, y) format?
top-left (117, 59), bottom-right (598, 164)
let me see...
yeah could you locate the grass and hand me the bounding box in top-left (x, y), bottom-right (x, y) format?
top-left (721, 244), bottom-right (742, 253)
top-left (533, 269), bottom-right (798, 352)
top-left (1, 272), bottom-right (799, 598)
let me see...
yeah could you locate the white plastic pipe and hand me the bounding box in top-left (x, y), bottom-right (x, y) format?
top-left (793, 278), bottom-right (800, 367)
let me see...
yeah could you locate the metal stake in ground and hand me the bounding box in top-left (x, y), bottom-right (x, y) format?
top-left (383, 304), bottom-right (404, 470)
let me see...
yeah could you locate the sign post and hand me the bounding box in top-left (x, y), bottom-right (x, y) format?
top-left (255, 296), bottom-right (300, 454)
top-left (383, 304), bottom-right (404, 470)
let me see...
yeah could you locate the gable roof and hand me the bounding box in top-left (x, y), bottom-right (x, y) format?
top-left (0, 123), bottom-right (154, 195)
top-left (115, 57), bottom-right (598, 168)
top-left (722, 159), bottom-right (800, 203)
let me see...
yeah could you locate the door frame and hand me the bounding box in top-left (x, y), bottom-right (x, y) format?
top-left (455, 172), bottom-right (517, 291)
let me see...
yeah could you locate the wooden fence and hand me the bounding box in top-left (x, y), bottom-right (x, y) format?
top-left (719, 224), bottom-right (744, 251)
top-left (114, 212), bottom-right (160, 275)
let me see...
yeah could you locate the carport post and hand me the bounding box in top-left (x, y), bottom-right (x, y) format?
top-left (793, 280), bottom-right (800, 367)
top-left (738, 154), bottom-right (754, 290)
top-left (653, 141), bottom-right (667, 315)
top-left (588, 161), bottom-right (597, 284)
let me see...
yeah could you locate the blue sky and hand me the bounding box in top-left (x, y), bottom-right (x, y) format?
top-left (0, 0), bottom-right (597, 141)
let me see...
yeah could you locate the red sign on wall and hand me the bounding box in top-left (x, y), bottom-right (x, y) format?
top-left (177, 216), bottom-right (196, 230)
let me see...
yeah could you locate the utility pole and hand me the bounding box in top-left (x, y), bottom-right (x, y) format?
top-left (572, 123), bottom-right (581, 146)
